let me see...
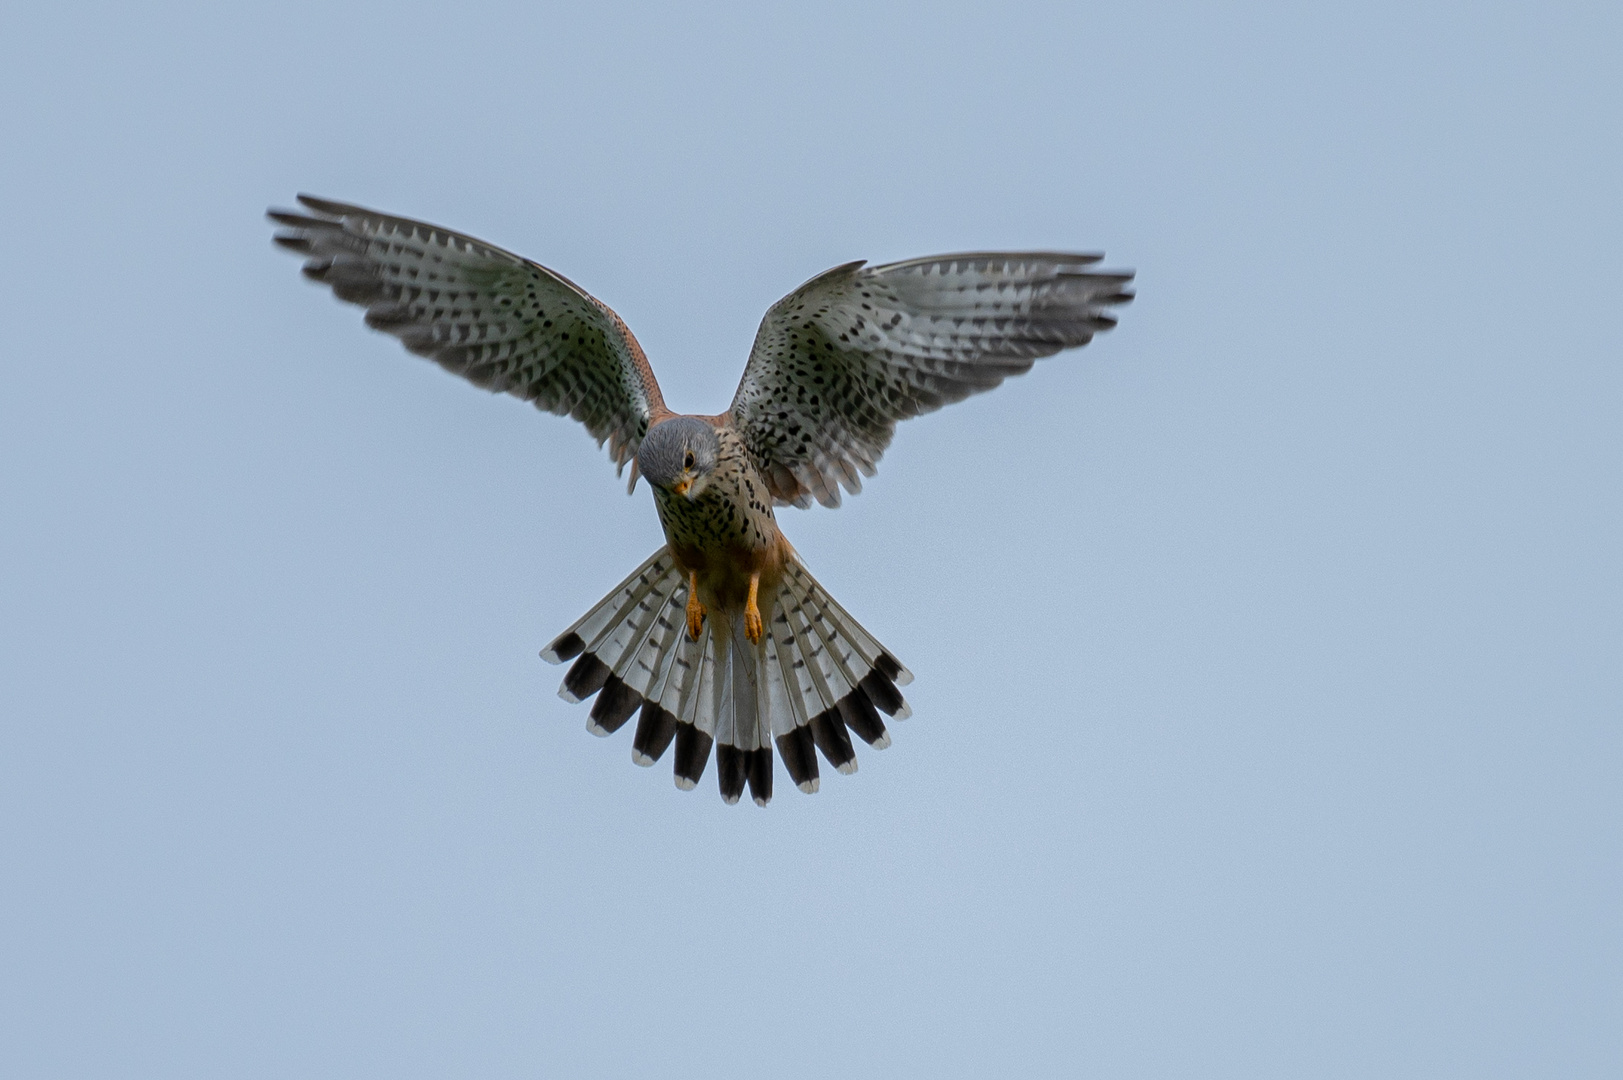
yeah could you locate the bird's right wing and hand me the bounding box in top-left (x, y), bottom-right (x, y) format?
top-left (268, 195), bottom-right (668, 476)
top-left (728, 252), bottom-right (1133, 507)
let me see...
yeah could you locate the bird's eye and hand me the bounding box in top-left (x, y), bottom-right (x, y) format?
top-left (683, 451), bottom-right (695, 470)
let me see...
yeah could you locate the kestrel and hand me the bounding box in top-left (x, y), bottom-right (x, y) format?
top-left (268, 195), bottom-right (1133, 806)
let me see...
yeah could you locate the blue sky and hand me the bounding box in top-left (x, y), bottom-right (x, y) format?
top-left (2, 1), bottom-right (1618, 1076)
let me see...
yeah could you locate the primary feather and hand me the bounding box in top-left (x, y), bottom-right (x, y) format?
top-left (731, 253), bottom-right (1133, 507)
top-left (268, 195), bottom-right (667, 474)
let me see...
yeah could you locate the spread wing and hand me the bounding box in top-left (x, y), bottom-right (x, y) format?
top-left (728, 252), bottom-right (1133, 507)
top-left (268, 195), bottom-right (668, 476)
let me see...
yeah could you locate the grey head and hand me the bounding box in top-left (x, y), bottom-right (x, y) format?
top-left (637, 415), bottom-right (721, 499)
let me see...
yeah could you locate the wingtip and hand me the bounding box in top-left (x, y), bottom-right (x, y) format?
top-left (295, 193), bottom-right (365, 217)
top-left (558, 686), bottom-right (582, 704)
top-left (674, 776), bottom-right (697, 791)
top-left (797, 779), bottom-right (820, 795)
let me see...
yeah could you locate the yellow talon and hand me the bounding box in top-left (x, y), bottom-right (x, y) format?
top-left (744, 573), bottom-right (763, 645)
top-left (686, 571), bottom-right (705, 640)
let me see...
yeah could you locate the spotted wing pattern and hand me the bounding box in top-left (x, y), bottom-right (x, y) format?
top-left (729, 253), bottom-right (1134, 507)
top-left (269, 195), bottom-right (667, 474)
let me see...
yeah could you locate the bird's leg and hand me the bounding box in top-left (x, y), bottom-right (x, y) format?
top-left (686, 570), bottom-right (705, 640)
top-left (744, 572), bottom-right (763, 645)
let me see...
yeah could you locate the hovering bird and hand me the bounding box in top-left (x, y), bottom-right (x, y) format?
top-left (268, 195), bottom-right (1133, 806)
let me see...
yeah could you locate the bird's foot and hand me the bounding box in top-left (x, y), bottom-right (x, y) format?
top-left (686, 572), bottom-right (705, 640)
top-left (744, 573), bottom-right (763, 645)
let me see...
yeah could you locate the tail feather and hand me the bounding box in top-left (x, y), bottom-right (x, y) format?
top-left (786, 561), bottom-right (914, 688)
top-left (775, 723), bottom-right (820, 793)
top-left (777, 572), bottom-right (894, 748)
top-left (808, 708), bottom-right (858, 774)
top-left (672, 720), bottom-right (713, 790)
top-left (685, 620), bottom-right (719, 738)
top-left (764, 610), bottom-right (821, 793)
top-left (715, 744), bottom-right (746, 804)
top-left (541, 545), bottom-right (909, 805)
top-left (541, 548), bottom-right (674, 666)
top-left (615, 588), bottom-right (687, 699)
top-left (584, 571), bottom-right (683, 691)
top-left (630, 701), bottom-right (679, 766)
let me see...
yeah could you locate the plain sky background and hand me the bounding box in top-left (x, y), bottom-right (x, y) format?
top-left (2, 1), bottom-right (1618, 1076)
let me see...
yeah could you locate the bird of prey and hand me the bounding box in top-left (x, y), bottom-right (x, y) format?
top-left (268, 195), bottom-right (1133, 806)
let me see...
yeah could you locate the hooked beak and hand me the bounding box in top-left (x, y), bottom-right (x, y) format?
top-left (672, 476), bottom-right (692, 498)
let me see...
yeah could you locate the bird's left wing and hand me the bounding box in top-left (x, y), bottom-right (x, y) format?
top-left (268, 195), bottom-right (668, 476)
top-left (729, 252), bottom-right (1134, 507)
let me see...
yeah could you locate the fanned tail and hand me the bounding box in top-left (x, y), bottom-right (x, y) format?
top-left (541, 547), bottom-right (912, 806)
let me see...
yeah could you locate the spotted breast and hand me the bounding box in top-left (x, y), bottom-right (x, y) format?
top-left (651, 424), bottom-right (786, 599)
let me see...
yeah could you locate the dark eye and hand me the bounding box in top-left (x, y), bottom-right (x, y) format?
top-left (683, 450), bottom-right (695, 470)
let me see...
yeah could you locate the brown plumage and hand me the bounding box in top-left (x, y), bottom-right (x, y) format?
top-left (268, 195), bottom-right (1132, 805)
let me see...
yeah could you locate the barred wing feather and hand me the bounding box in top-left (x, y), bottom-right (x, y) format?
top-left (268, 195), bottom-right (667, 474)
top-left (730, 252), bottom-right (1133, 507)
